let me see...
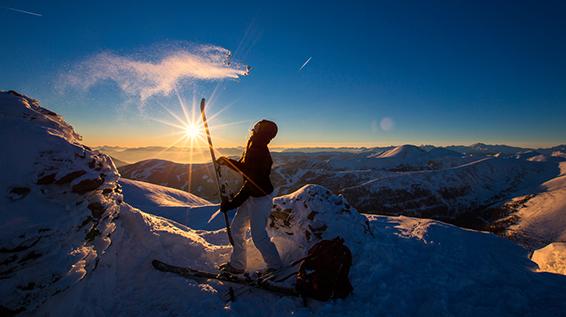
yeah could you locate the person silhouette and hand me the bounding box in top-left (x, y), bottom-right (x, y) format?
top-left (216, 119), bottom-right (283, 274)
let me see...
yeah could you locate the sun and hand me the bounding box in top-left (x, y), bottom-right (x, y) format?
top-left (184, 122), bottom-right (202, 140)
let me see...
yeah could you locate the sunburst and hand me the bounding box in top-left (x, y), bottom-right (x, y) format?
top-left (147, 89), bottom-right (248, 194)
top-left (184, 122), bottom-right (203, 140)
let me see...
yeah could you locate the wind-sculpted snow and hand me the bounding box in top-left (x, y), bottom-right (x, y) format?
top-left (0, 91), bottom-right (122, 313)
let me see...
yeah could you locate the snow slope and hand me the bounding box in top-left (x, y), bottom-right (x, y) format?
top-left (120, 178), bottom-right (210, 207)
top-left (3, 91), bottom-right (566, 316)
top-left (38, 196), bottom-right (566, 317)
top-left (119, 178), bottom-right (223, 231)
top-left (341, 157), bottom-right (558, 219)
top-left (119, 159), bottom-right (243, 202)
top-left (532, 242), bottom-right (566, 275)
top-left (504, 162), bottom-right (566, 250)
top-left (375, 144), bottom-right (427, 159)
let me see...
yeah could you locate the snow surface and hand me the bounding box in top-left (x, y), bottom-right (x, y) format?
top-left (120, 178), bottom-right (210, 207)
top-left (38, 202), bottom-right (566, 316)
top-left (0, 91), bottom-right (122, 312)
top-left (119, 177), bottom-right (224, 231)
top-left (341, 156), bottom-right (558, 217)
top-left (375, 144), bottom-right (427, 159)
top-left (532, 242), bottom-right (566, 275)
top-left (3, 91), bottom-right (566, 316)
top-left (506, 162), bottom-right (566, 251)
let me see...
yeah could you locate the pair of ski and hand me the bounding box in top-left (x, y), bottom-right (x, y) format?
top-left (152, 260), bottom-right (299, 301)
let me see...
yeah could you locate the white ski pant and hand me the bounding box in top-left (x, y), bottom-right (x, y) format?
top-left (230, 194), bottom-right (283, 271)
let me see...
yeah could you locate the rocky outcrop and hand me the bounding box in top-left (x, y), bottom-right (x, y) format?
top-left (0, 91), bottom-right (122, 313)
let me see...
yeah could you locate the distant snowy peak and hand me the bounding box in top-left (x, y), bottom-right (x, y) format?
top-left (371, 145), bottom-right (461, 160)
top-left (341, 156), bottom-right (557, 221)
top-left (119, 159), bottom-right (242, 202)
top-left (376, 144), bottom-right (426, 159)
top-left (447, 143), bottom-right (530, 155)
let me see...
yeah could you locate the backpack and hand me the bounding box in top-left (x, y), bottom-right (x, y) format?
top-left (295, 237), bottom-right (353, 301)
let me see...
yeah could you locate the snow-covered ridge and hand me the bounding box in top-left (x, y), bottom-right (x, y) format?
top-left (341, 157), bottom-right (557, 218)
top-left (119, 159), bottom-right (242, 202)
top-left (120, 178), bottom-right (210, 207)
top-left (0, 91), bottom-right (122, 313)
top-left (375, 144), bottom-right (427, 159)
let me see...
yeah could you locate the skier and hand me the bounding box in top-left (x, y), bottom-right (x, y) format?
top-left (216, 119), bottom-right (283, 275)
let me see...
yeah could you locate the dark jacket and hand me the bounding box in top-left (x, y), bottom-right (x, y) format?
top-left (225, 135), bottom-right (274, 208)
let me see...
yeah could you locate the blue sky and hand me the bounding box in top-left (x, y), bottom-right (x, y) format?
top-left (1, 0), bottom-right (565, 148)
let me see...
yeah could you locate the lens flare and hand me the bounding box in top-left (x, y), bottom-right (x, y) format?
top-left (184, 122), bottom-right (202, 140)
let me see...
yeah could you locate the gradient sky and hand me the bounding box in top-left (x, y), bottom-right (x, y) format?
top-left (1, 0), bottom-right (565, 148)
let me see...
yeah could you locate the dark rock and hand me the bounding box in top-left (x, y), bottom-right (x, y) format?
top-left (79, 216), bottom-right (93, 229)
top-left (8, 187), bottom-right (30, 200)
top-left (40, 108), bottom-right (57, 117)
top-left (36, 173), bottom-right (56, 185)
top-left (55, 170), bottom-right (86, 185)
top-left (72, 177), bottom-right (104, 194)
top-left (87, 202), bottom-right (107, 219)
top-left (85, 227), bottom-right (100, 242)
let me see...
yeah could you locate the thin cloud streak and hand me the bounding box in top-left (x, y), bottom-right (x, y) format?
top-left (299, 56), bottom-right (312, 71)
top-left (5, 7), bottom-right (42, 16)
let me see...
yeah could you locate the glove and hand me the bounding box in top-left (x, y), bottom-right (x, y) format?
top-left (216, 156), bottom-right (229, 166)
top-left (220, 200), bottom-right (235, 213)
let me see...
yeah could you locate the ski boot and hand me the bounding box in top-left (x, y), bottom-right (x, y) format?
top-left (218, 262), bottom-right (245, 275)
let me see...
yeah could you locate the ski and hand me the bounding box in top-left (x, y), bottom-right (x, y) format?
top-left (152, 260), bottom-right (299, 299)
top-left (200, 98), bottom-right (234, 245)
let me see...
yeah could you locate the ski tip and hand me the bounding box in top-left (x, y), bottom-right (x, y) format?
top-left (200, 98), bottom-right (206, 110)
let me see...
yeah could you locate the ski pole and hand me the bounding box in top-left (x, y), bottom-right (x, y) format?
top-left (200, 98), bottom-right (235, 246)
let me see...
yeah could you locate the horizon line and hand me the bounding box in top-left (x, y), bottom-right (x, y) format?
top-left (89, 142), bottom-right (566, 150)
